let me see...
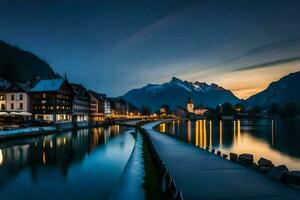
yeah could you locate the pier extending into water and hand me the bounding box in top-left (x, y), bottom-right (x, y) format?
top-left (142, 121), bottom-right (300, 200)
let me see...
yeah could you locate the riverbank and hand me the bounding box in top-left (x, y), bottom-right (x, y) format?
top-left (0, 119), bottom-right (146, 141)
top-left (142, 121), bottom-right (300, 199)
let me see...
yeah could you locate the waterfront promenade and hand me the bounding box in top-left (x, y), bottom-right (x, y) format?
top-left (142, 121), bottom-right (300, 200)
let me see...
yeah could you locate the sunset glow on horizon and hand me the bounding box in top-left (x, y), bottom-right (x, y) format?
top-left (183, 60), bottom-right (300, 99)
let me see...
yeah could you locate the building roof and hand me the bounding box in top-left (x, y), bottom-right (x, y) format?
top-left (89, 90), bottom-right (106, 100)
top-left (0, 79), bottom-right (11, 91)
top-left (7, 83), bottom-right (30, 93)
top-left (71, 83), bottom-right (88, 96)
top-left (18, 83), bottom-right (31, 92)
top-left (0, 80), bottom-right (31, 93)
top-left (30, 79), bottom-right (65, 92)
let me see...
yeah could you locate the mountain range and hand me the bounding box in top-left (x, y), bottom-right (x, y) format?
top-left (244, 71), bottom-right (300, 108)
top-left (0, 40), bottom-right (59, 83)
top-left (123, 77), bottom-right (240, 111)
top-left (123, 71), bottom-right (300, 111)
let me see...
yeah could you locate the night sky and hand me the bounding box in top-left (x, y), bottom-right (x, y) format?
top-left (1, 0), bottom-right (300, 99)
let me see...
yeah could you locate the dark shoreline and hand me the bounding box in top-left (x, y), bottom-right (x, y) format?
top-left (0, 121), bottom-right (118, 142)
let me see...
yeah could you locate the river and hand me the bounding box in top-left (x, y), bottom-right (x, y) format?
top-left (156, 119), bottom-right (300, 170)
top-left (0, 125), bottom-right (135, 200)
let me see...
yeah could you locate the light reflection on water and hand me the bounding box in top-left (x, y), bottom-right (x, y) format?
top-left (0, 125), bottom-right (135, 200)
top-left (156, 119), bottom-right (300, 170)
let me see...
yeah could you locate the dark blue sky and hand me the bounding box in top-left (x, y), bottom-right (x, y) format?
top-left (1, 0), bottom-right (300, 98)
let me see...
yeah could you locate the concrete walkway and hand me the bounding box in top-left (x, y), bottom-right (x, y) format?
top-left (142, 121), bottom-right (300, 200)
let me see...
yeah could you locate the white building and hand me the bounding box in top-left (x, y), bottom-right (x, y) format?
top-left (5, 83), bottom-right (31, 113)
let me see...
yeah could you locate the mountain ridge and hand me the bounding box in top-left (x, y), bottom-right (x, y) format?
top-left (0, 40), bottom-right (59, 83)
top-left (122, 77), bottom-right (240, 111)
top-left (244, 71), bottom-right (300, 108)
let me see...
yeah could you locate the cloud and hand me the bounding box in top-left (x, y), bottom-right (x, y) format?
top-left (232, 56), bottom-right (300, 72)
top-left (111, 0), bottom-right (198, 51)
top-left (216, 38), bottom-right (300, 68)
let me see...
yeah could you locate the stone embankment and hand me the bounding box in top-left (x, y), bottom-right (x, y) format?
top-left (142, 121), bottom-right (300, 200)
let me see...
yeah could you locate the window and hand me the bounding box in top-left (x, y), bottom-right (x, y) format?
top-left (20, 103), bottom-right (23, 110)
top-left (11, 95), bottom-right (14, 101)
top-left (19, 94), bottom-right (23, 100)
top-left (11, 103), bottom-right (14, 110)
top-left (0, 95), bottom-right (4, 100)
top-left (42, 93), bottom-right (46, 98)
top-left (1, 104), bottom-right (5, 110)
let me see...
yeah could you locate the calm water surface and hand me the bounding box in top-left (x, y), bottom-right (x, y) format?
top-left (0, 125), bottom-right (135, 200)
top-left (156, 119), bottom-right (300, 170)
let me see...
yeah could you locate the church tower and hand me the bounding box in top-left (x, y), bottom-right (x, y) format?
top-left (187, 94), bottom-right (194, 113)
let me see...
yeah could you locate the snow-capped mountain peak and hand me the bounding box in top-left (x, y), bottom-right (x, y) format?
top-left (168, 77), bottom-right (225, 93)
top-left (122, 77), bottom-right (240, 111)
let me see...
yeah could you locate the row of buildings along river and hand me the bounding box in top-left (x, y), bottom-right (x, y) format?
top-left (0, 77), bottom-right (135, 129)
